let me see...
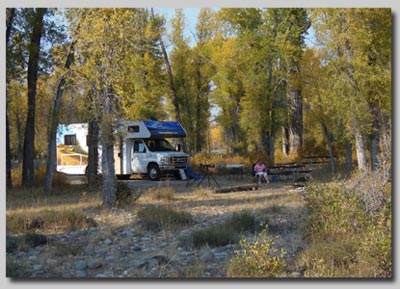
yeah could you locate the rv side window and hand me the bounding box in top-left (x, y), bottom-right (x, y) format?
top-left (64, 135), bottom-right (76, 146)
top-left (133, 141), bottom-right (146, 153)
top-left (128, 126), bottom-right (140, 133)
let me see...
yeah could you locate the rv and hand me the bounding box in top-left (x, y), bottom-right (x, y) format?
top-left (57, 120), bottom-right (189, 181)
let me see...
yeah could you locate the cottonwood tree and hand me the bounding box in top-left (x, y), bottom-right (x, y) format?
top-left (6, 8), bottom-right (16, 188)
top-left (311, 8), bottom-right (391, 172)
top-left (73, 8), bottom-right (168, 206)
top-left (44, 40), bottom-right (75, 193)
top-left (22, 8), bottom-right (47, 187)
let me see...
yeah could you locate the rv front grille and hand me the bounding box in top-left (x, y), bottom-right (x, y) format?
top-left (171, 156), bottom-right (188, 166)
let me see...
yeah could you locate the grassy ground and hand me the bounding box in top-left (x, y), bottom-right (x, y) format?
top-left (6, 164), bottom-right (391, 278)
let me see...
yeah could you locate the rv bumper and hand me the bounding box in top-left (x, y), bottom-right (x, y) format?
top-left (159, 165), bottom-right (187, 171)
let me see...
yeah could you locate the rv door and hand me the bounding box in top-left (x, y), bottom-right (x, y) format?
top-left (130, 140), bottom-right (148, 174)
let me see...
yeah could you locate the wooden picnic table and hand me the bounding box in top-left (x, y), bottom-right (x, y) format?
top-left (268, 163), bottom-right (311, 181)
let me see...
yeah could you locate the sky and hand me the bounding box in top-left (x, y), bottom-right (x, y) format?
top-left (156, 8), bottom-right (315, 47)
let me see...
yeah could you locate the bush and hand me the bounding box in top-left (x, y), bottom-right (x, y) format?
top-left (6, 209), bottom-right (97, 234)
top-left (137, 205), bottom-right (194, 232)
top-left (181, 211), bottom-right (260, 249)
top-left (227, 229), bottom-right (286, 278)
top-left (187, 225), bottom-right (238, 248)
top-left (299, 173), bottom-right (392, 278)
top-left (225, 211), bottom-right (260, 234)
top-left (143, 185), bottom-right (175, 202)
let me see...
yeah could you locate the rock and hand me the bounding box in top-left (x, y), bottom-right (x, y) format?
top-left (32, 264), bottom-right (43, 271)
top-left (105, 255), bottom-right (115, 261)
top-left (134, 255), bottom-right (169, 269)
top-left (289, 271), bottom-right (303, 278)
top-left (200, 251), bottom-right (212, 263)
top-left (76, 270), bottom-right (87, 278)
top-left (46, 259), bottom-right (58, 266)
top-left (179, 251), bottom-right (194, 257)
top-left (213, 252), bottom-right (228, 260)
top-left (103, 238), bottom-right (113, 245)
top-left (88, 261), bottom-right (103, 269)
top-left (75, 261), bottom-right (87, 270)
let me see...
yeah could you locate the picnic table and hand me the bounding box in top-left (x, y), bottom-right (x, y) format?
top-left (268, 163), bottom-right (311, 181)
top-left (303, 156), bottom-right (332, 169)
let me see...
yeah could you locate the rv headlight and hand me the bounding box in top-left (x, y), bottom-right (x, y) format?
top-left (160, 156), bottom-right (170, 165)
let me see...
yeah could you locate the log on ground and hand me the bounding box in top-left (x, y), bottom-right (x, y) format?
top-left (214, 184), bottom-right (259, 194)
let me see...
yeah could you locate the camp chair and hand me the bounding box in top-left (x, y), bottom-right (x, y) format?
top-left (185, 166), bottom-right (202, 187)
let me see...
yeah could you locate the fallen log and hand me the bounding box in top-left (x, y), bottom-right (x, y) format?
top-left (214, 183), bottom-right (259, 194)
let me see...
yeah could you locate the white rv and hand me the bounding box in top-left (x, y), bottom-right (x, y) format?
top-left (57, 120), bottom-right (189, 181)
top-left (113, 120), bottom-right (189, 180)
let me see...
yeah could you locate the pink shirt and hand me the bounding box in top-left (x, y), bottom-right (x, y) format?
top-left (254, 163), bottom-right (266, 172)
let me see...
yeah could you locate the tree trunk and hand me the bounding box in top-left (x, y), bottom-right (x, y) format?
top-left (370, 118), bottom-right (379, 171)
top-left (22, 8), bottom-right (46, 187)
top-left (288, 88), bottom-right (303, 154)
top-left (44, 41), bottom-right (75, 193)
top-left (321, 122), bottom-right (335, 172)
top-left (101, 96), bottom-right (117, 208)
top-left (345, 139), bottom-right (352, 175)
top-left (282, 126), bottom-right (289, 157)
top-left (87, 119), bottom-right (99, 189)
top-left (354, 128), bottom-right (368, 172)
top-left (6, 8), bottom-right (15, 188)
top-left (16, 115), bottom-right (23, 164)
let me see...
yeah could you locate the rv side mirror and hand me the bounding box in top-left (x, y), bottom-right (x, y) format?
top-left (176, 144), bottom-right (181, 152)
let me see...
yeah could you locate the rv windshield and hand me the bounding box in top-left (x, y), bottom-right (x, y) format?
top-left (144, 139), bottom-right (175, 152)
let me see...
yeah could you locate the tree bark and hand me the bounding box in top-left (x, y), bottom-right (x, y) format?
top-left (345, 139), bottom-right (352, 175)
top-left (282, 126), bottom-right (289, 157)
top-left (44, 41), bottom-right (75, 193)
top-left (370, 117), bottom-right (380, 171)
top-left (320, 122), bottom-right (335, 172)
top-left (6, 8), bottom-right (15, 188)
top-left (22, 8), bottom-right (46, 187)
top-left (354, 128), bottom-right (368, 172)
top-left (87, 119), bottom-right (99, 189)
top-left (101, 96), bottom-right (117, 208)
top-left (288, 87), bottom-right (303, 154)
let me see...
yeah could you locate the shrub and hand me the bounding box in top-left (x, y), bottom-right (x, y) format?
top-left (225, 211), bottom-right (260, 234)
top-left (299, 173), bottom-right (392, 278)
top-left (116, 182), bottom-right (141, 207)
top-left (137, 205), bottom-right (194, 232)
top-left (227, 229), bottom-right (286, 278)
top-left (187, 225), bottom-right (238, 248)
top-left (6, 209), bottom-right (97, 234)
top-left (181, 211), bottom-right (260, 249)
top-left (144, 185), bottom-right (175, 202)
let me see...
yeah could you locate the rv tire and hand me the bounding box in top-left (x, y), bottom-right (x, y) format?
top-left (148, 163), bottom-right (161, 181)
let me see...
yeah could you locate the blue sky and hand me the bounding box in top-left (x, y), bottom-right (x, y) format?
top-left (156, 8), bottom-right (315, 47)
top-left (155, 8), bottom-right (206, 46)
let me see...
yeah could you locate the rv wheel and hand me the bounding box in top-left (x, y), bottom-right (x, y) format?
top-left (148, 163), bottom-right (161, 181)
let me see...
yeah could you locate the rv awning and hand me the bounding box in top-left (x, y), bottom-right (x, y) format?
top-left (144, 120), bottom-right (187, 138)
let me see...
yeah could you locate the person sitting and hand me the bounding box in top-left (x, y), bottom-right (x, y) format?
top-left (253, 160), bottom-right (270, 184)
